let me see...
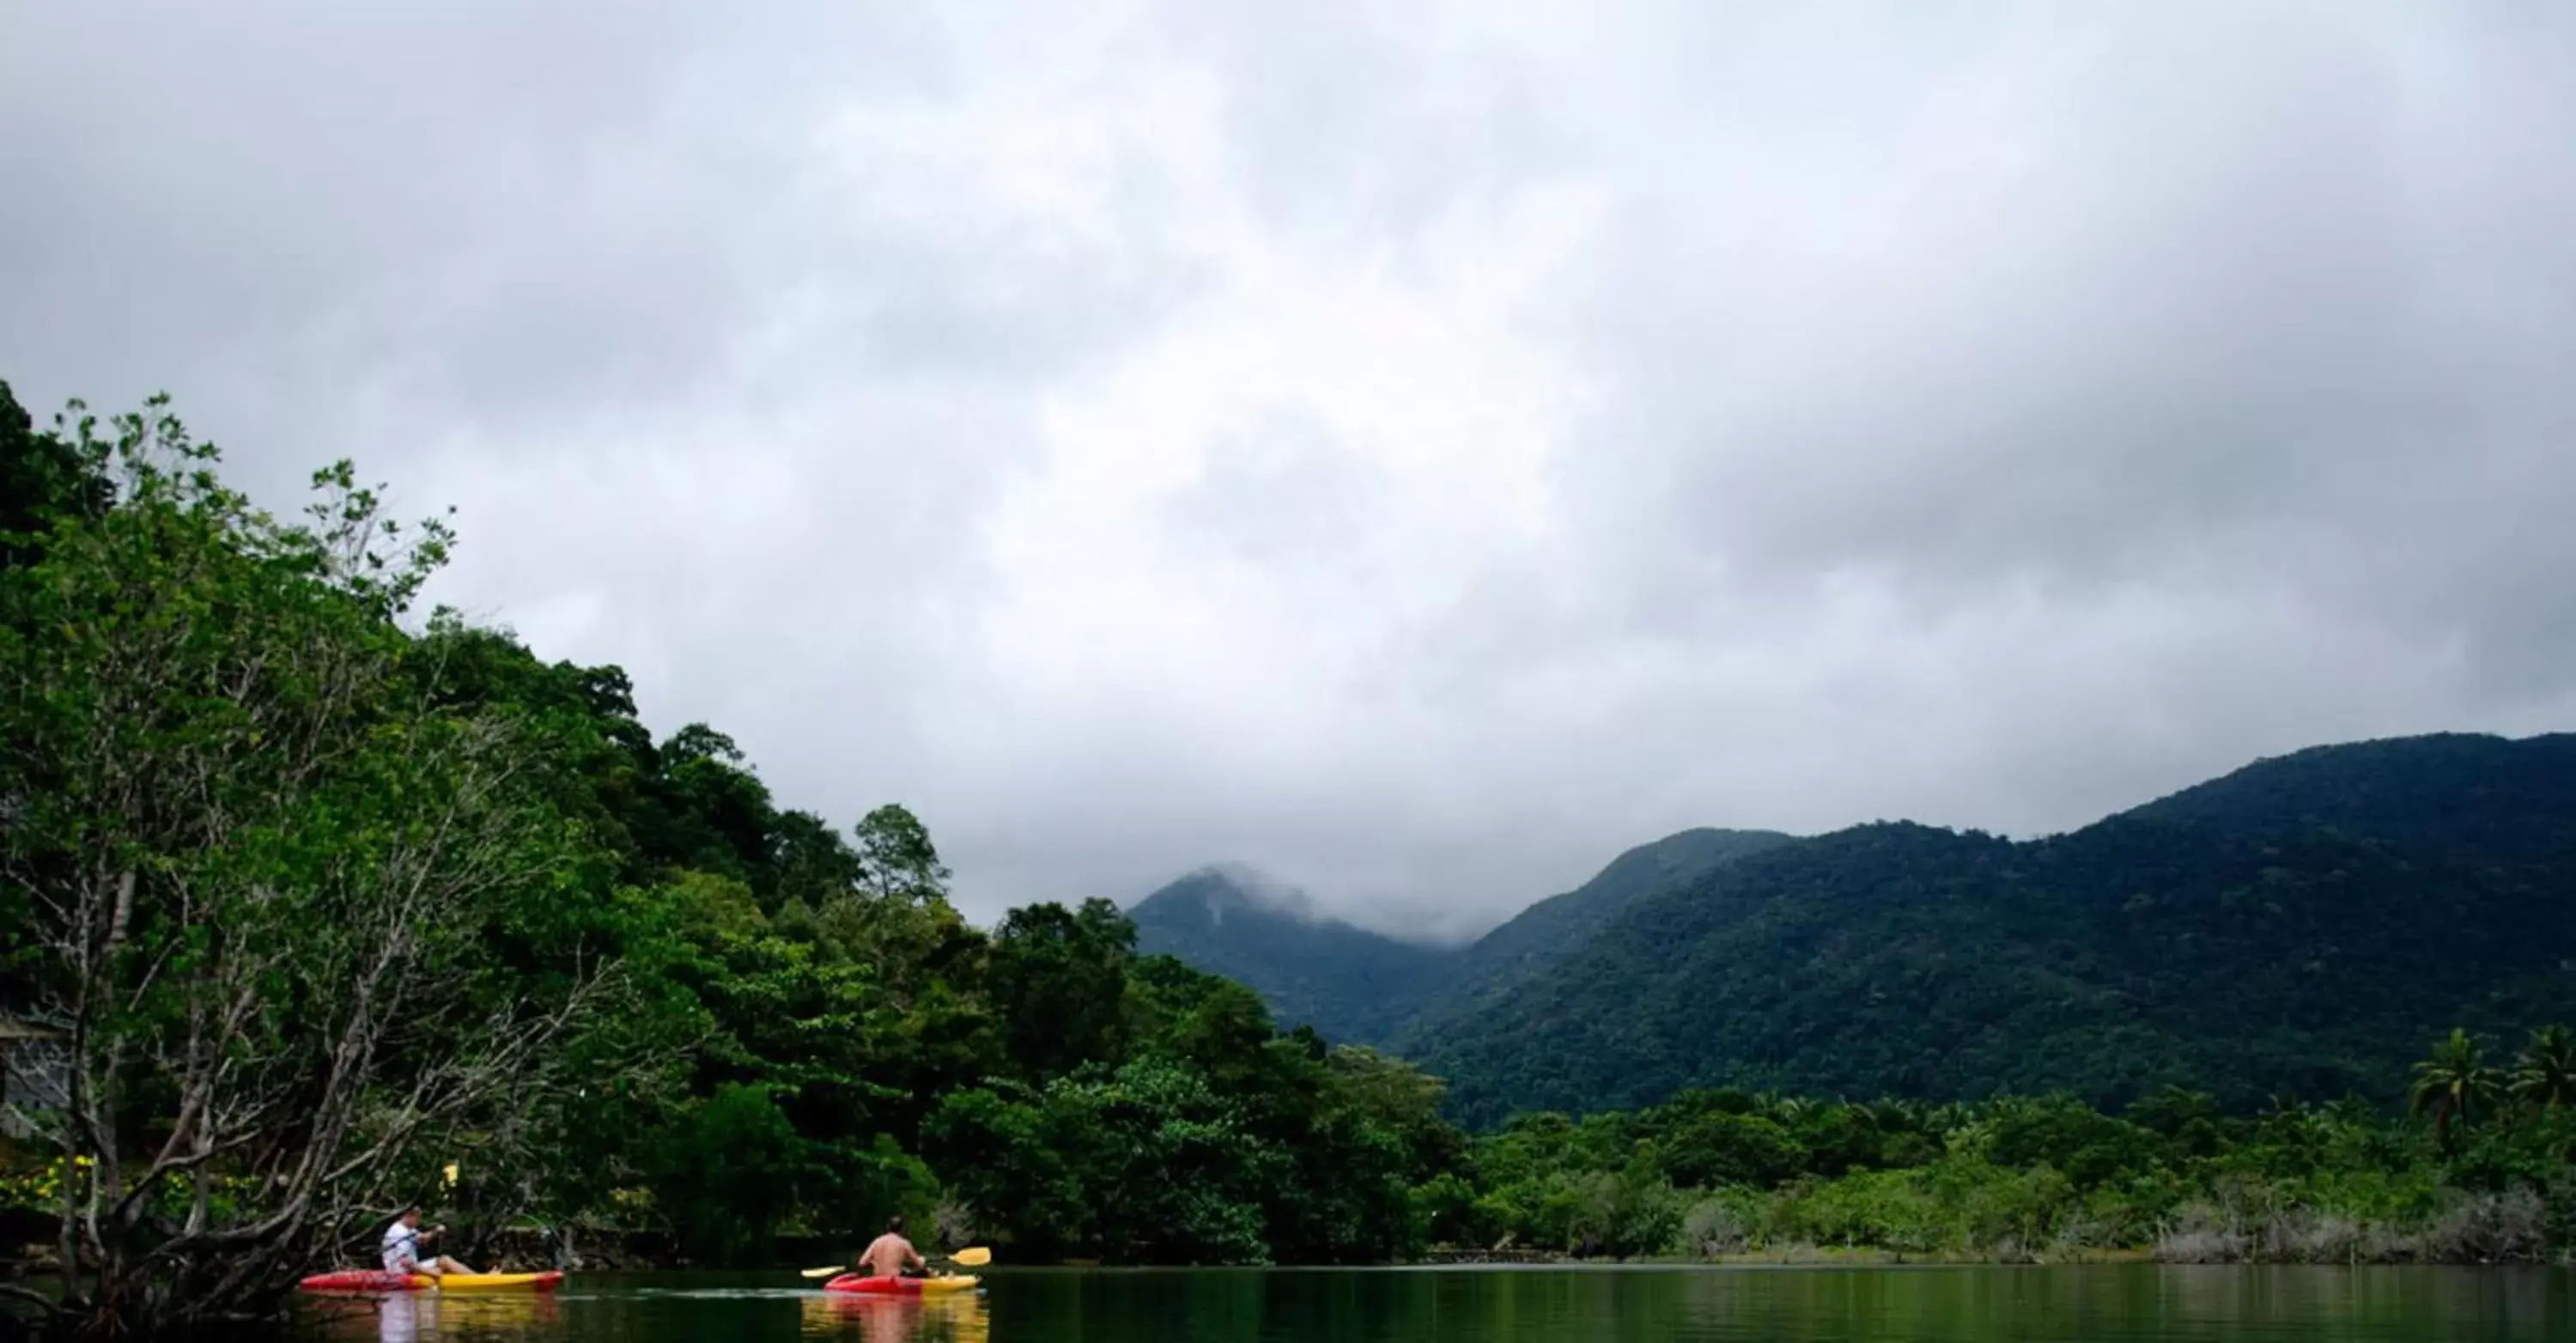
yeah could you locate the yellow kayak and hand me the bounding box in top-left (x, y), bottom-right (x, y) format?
top-left (437, 1271), bottom-right (567, 1291)
top-left (299, 1269), bottom-right (566, 1292)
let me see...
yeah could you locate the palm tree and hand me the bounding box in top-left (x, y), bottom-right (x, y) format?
top-left (2409, 1028), bottom-right (2503, 1147)
top-left (2512, 1024), bottom-right (2576, 1115)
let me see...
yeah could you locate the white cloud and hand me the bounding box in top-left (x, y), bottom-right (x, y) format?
top-left (5, 1), bottom-right (2572, 939)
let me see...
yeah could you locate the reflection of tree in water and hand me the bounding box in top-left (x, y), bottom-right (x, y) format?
top-left (799, 1294), bottom-right (989, 1343)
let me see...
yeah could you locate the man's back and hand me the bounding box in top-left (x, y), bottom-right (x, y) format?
top-left (860, 1232), bottom-right (917, 1278)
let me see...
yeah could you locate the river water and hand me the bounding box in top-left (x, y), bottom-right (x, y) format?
top-left (289, 1264), bottom-right (2573, 1342)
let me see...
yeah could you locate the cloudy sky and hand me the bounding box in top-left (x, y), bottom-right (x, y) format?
top-left (5, 2), bottom-right (2573, 939)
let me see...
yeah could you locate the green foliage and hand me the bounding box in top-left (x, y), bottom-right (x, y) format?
top-left (1660, 1112), bottom-right (1807, 1188)
top-left (2411, 1029), bottom-right (2507, 1150)
top-left (921, 979), bottom-right (1465, 1265)
top-left (1127, 868), bottom-right (1458, 1046)
top-left (1415, 733), bottom-right (2576, 1122)
top-left (2513, 1024), bottom-right (2576, 1115)
top-left (1432, 1055), bottom-right (2576, 1263)
top-left (0, 387), bottom-right (1474, 1325)
top-left (0, 379), bottom-right (111, 568)
top-left (1127, 830), bottom-right (1794, 1051)
top-left (853, 803), bottom-right (951, 903)
top-left (9, 383), bottom-right (2573, 1330)
top-left (987, 899), bottom-right (1135, 1082)
top-left (1394, 829), bottom-right (1795, 1052)
top-left (648, 1085), bottom-right (809, 1266)
top-left (0, 392), bottom-right (630, 1332)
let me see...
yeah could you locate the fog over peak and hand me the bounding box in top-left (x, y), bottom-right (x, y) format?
top-left (6, 2), bottom-right (2573, 936)
top-left (1162, 863), bottom-right (1327, 926)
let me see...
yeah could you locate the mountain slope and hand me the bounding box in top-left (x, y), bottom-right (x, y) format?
top-left (1131, 830), bottom-right (1797, 1050)
top-left (1417, 732), bottom-right (2576, 1124)
top-left (2120, 732), bottom-right (2576, 861)
top-left (1392, 828), bottom-right (1793, 1053)
top-left (1128, 866), bottom-right (1456, 1043)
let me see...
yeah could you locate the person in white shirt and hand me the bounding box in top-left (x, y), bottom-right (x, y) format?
top-left (381, 1206), bottom-right (477, 1279)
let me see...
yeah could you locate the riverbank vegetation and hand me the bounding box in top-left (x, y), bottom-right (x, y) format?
top-left (2, 388), bottom-right (2572, 1334)
top-left (0, 387), bottom-right (1460, 1334)
top-left (1437, 1035), bottom-right (2576, 1265)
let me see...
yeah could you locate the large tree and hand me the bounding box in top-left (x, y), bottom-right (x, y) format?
top-left (2512, 1024), bottom-right (2576, 1115)
top-left (0, 397), bottom-right (619, 1335)
top-left (2409, 1028), bottom-right (2504, 1150)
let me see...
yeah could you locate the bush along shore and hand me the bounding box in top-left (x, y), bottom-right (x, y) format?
top-left (2, 386), bottom-right (2573, 1334)
top-left (1426, 1030), bottom-right (2576, 1266)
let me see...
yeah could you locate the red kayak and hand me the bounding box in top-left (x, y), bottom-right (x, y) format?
top-left (821, 1273), bottom-right (980, 1297)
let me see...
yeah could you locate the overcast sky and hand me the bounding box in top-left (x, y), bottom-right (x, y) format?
top-left (5, 2), bottom-right (2573, 940)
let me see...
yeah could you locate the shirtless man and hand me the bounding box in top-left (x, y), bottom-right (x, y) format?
top-left (855, 1214), bottom-right (931, 1279)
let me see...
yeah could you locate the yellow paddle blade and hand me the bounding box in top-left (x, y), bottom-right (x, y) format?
top-left (801, 1246), bottom-right (985, 1277)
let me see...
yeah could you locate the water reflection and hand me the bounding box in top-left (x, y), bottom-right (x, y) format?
top-left (300, 1291), bottom-right (566, 1343)
top-left (799, 1294), bottom-right (990, 1342)
top-left (283, 1266), bottom-right (2568, 1342)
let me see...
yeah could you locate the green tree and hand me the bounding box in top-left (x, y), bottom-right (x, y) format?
top-left (921, 1085), bottom-right (1084, 1256)
top-left (2410, 1028), bottom-right (2505, 1149)
top-left (0, 396), bottom-right (619, 1334)
top-left (987, 899), bottom-right (1136, 1082)
top-left (2512, 1024), bottom-right (2576, 1115)
top-left (1983, 1094), bottom-right (2163, 1190)
top-left (1658, 1112), bottom-right (1807, 1188)
top-left (769, 809), bottom-right (863, 910)
top-left (648, 725), bottom-right (781, 891)
top-left (649, 1084), bottom-right (809, 1266)
top-left (1042, 1059), bottom-right (1278, 1264)
top-left (0, 380), bottom-right (109, 568)
top-left (854, 803), bottom-right (950, 903)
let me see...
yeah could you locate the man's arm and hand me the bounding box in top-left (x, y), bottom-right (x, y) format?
top-left (908, 1241), bottom-right (927, 1270)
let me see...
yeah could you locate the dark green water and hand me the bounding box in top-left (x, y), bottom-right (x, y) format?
top-left (290, 1265), bottom-right (2573, 1342)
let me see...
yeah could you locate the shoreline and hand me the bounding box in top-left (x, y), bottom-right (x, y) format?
top-left (1411, 1245), bottom-right (2573, 1269)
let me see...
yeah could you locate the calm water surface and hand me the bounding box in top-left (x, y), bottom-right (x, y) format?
top-left (289, 1265), bottom-right (2573, 1342)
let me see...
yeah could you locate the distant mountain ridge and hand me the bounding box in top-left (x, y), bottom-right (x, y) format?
top-left (1416, 731), bottom-right (2576, 1122)
top-left (1129, 731), bottom-right (2576, 1129)
top-left (1126, 866), bottom-right (1456, 1045)
top-left (1128, 830), bottom-right (1799, 1052)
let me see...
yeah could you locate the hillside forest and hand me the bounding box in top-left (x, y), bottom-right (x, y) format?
top-left (1134, 739), bottom-right (2576, 1126)
top-left (3, 386), bottom-right (2574, 1336)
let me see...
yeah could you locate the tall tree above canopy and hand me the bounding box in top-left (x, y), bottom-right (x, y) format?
top-left (641, 723), bottom-right (780, 890)
top-left (854, 803), bottom-right (950, 903)
top-left (769, 808), bottom-right (864, 911)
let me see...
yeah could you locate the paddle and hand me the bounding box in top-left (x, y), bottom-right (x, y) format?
top-left (799, 1246), bottom-right (989, 1279)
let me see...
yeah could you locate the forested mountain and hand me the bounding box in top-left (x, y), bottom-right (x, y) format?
top-left (1128, 866), bottom-right (1456, 1044)
top-left (1417, 733), bottom-right (2576, 1124)
top-left (1391, 828), bottom-right (1793, 1053)
top-left (1131, 830), bottom-right (1798, 1049)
